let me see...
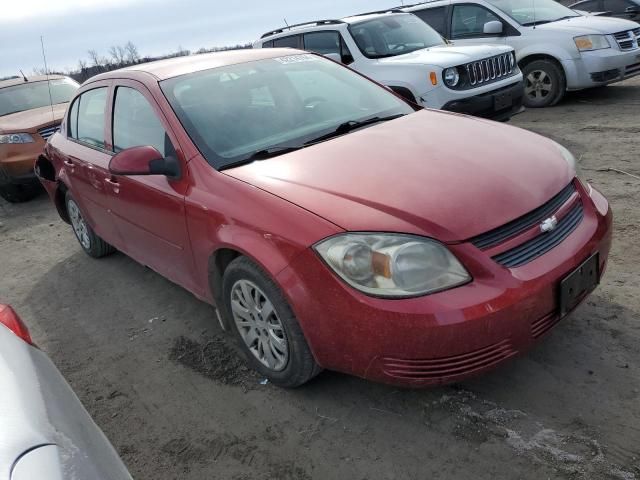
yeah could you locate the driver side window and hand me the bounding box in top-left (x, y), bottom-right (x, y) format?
top-left (451, 4), bottom-right (502, 38)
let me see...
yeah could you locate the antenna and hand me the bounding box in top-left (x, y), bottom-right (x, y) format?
top-left (19, 70), bottom-right (28, 82)
top-left (283, 17), bottom-right (289, 26)
top-left (532, 0), bottom-right (537, 28)
top-left (40, 36), bottom-right (56, 124)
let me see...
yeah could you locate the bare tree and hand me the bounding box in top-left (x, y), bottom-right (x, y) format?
top-left (87, 49), bottom-right (101, 66)
top-left (124, 41), bottom-right (140, 63)
top-left (108, 45), bottom-right (126, 65)
top-left (78, 59), bottom-right (87, 71)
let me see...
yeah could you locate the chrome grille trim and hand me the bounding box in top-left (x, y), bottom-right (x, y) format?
top-left (613, 29), bottom-right (640, 51)
top-left (37, 123), bottom-right (61, 141)
top-left (465, 52), bottom-right (514, 87)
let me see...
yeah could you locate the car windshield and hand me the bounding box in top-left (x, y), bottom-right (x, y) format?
top-left (161, 54), bottom-right (414, 169)
top-left (348, 14), bottom-right (446, 59)
top-left (0, 78), bottom-right (78, 117)
top-left (486, 0), bottom-right (580, 25)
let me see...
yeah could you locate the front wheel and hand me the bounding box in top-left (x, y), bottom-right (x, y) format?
top-left (222, 256), bottom-right (321, 388)
top-left (0, 183), bottom-right (41, 203)
top-left (65, 191), bottom-right (115, 258)
top-left (522, 60), bottom-right (566, 108)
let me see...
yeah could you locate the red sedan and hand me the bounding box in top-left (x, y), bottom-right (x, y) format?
top-left (37, 49), bottom-right (612, 387)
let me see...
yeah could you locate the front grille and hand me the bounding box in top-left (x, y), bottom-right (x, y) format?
top-left (465, 52), bottom-right (516, 87)
top-left (381, 339), bottom-right (516, 380)
top-left (37, 123), bottom-right (60, 141)
top-left (626, 62), bottom-right (640, 76)
top-left (471, 182), bottom-right (576, 250)
top-left (493, 202), bottom-right (584, 268)
top-left (613, 28), bottom-right (640, 51)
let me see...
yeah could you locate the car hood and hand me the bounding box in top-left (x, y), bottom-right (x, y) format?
top-left (534, 14), bottom-right (639, 34)
top-left (0, 104), bottom-right (67, 134)
top-left (378, 44), bottom-right (513, 68)
top-left (224, 111), bottom-right (574, 242)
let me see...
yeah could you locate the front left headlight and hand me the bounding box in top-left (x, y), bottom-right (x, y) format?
top-left (574, 35), bottom-right (611, 52)
top-left (0, 133), bottom-right (35, 144)
top-left (314, 233), bottom-right (471, 298)
top-left (443, 67), bottom-right (460, 87)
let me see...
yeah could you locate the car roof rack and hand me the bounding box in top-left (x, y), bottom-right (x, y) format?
top-left (393, 0), bottom-right (443, 9)
top-left (349, 8), bottom-right (406, 16)
top-left (261, 19), bottom-right (345, 38)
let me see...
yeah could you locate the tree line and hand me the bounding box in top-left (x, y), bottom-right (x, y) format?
top-left (32, 41), bottom-right (252, 83)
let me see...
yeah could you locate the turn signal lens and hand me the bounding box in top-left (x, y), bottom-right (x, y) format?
top-left (0, 304), bottom-right (33, 345)
top-left (429, 72), bottom-right (438, 85)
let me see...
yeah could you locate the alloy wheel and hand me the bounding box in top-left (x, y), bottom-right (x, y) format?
top-left (525, 70), bottom-right (553, 101)
top-left (230, 279), bottom-right (289, 371)
top-left (68, 199), bottom-right (91, 250)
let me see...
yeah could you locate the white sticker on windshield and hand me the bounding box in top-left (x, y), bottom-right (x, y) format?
top-left (275, 54), bottom-right (319, 64)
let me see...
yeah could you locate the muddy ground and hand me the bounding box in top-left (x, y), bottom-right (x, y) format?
top-left (1, 78), bottom-right (639, 480)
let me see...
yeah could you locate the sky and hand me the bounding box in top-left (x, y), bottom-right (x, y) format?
top-left (0, 0), bottom-right (398, 78)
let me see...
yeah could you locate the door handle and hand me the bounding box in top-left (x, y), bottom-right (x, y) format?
top-left (63, 159), bottom-right (74, 167)
top-left (105, 177), bottom-right (120, 193)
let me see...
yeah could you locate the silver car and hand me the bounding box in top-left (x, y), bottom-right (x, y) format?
top-left (0, 304), bottom-right (132, 480)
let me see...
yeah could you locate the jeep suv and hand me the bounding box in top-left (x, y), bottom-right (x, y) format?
top-left (0, 75), bottom-right (78, 202)
top-left (254, 11), bottom-right (524, 121)
top-left (402, 0), bottom-right (640, 107)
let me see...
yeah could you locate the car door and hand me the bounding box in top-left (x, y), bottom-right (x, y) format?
top-left (448, 3), bottom-right (508, 46)
top-left (106, 80), bottom-right (195, 288)
top-left (64, 82), bottom-right (119, 245)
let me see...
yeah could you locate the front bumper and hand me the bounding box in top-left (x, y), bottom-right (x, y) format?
top-left (563, 47), bottom-right (640, 90)
top-left (0, 140), bottom-right (44, 186)
top-left (441, 81), bottom-right (525, 122)
top-left (276, 183), bottom-right (612, 387)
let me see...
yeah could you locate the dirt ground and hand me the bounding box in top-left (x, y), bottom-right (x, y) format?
top-left (1, 78), bottom-right (639, 480)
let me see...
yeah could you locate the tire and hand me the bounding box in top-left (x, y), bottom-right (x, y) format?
top-left (222, 256), bottom-right (321, 388)
top-left (65, 191), bottom-right (115, 258)
top-left (0, 183), bottom-right (41, 203)
top-left (522, 59), bottom-right (566, 108)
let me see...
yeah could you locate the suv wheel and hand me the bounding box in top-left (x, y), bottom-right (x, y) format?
top-left (522, 60), bottom-right (565, 108)
top-left (222, 256), bottom-right (321, 388)
top-left (66, 191), bottom-right (115, 258)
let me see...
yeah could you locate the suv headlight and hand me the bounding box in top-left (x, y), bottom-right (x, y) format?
top-left (574, 35), bottom-right (611, 52)
top-left (314, 233), bottom-right (471, 298)
top-left (0, 133), bottom-right (35, 144)
top-left (443, 67), bottom-right (460, 87)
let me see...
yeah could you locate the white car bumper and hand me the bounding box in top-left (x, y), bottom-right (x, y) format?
top-left (563, 47), bottom-right (640, 90)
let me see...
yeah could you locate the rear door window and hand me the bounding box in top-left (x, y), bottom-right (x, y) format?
top-left (74, 87), bottom-right (108, 149)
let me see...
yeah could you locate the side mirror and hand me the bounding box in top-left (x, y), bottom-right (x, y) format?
top-left (626, 5), bottom-right (639, 14)
top-left (109, 145), bottom-right (180, 178)
top-left (324, 53), bottom-right (343, 63)
top-left (483, 21), bottom-right (504, 35)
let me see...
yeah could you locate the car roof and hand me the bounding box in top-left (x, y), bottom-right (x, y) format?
top-left (259, 11), bottom-right (409, 41)
top-left (0, 74), bottom-right (68, 90)
top-left (87, 48), bottom-right (303, 83)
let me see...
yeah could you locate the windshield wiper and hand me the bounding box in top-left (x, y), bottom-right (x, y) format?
top-left (246, 145), bottom-right (305, 160)
top-left (304, 114), bottom-right (407, 145)
top-left (522, 15), bottom-right (577, 26)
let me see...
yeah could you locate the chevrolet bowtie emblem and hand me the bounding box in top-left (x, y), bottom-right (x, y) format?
top-left (540, 216), bottom-right (558, 233)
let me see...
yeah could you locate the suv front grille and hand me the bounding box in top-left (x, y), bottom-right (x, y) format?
top-left (464, 52), bottom-right (516, 88)
top-left (37, 123), bottom-right (61, 141)
top-left (613, 28), bottom-right (640, 51)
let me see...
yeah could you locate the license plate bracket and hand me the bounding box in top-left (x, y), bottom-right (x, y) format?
top-left (559, 254), bottom-right (599, 317)
top-left (494, 91), bottom-right (513, 111)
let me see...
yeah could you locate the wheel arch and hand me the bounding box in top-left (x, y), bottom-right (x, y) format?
top-left (518, 53), bottom-right (567, 81)
top-left (54, 181), bottom-right (71, 224)
top-left (388, 85), bottom-right (418, 104)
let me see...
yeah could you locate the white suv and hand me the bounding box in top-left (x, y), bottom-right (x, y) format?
top-left (254, 11), bottom-right (525, 121)
top-left (402, 0), bottom-right (640, 107)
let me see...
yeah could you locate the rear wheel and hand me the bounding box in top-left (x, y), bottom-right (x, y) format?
top-left (0, 183), bottom-right (41, 203)
top-left (522, 59), bottom-right (566, 108)
top-left (222, 256), bottom-right (321, 388)
top-left (65, 191), bottom-right (115, 258)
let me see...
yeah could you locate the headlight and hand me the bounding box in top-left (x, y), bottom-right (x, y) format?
top-left (0, 133), bottom-right (34, 144)
top-left (553, 142), bottom-right (582, 177)
top-left (443, 67), bottom-right (460, 87)
top-left (314, 233), bottom-right (471, 298)
top-left (574, 35), bottom-right (610, 52)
